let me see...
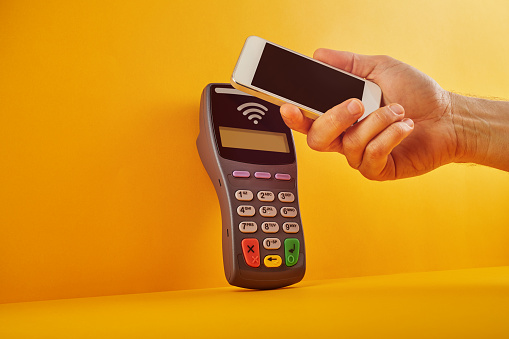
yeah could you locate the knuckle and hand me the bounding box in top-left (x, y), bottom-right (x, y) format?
top-left (361, 170), bottom-right (385, 181)
top-left (346, 156), bottom-right (362, 170)
top-left (326, 112), bottom-right (342, 132)
top-left (390, 123), bottom-right (408, 139)
top-left (381, 55), bottom-right (394, 62)
top-left (357, 162), bottom-right (389, 182)
top-left (372, 110), bottom-right (386, 125)
top-left (357, 163), bottom-right (380, 181)
top-left (376, 54), bottom-right (396, 65)
top-left (372, 107), bottom-right (394, 126)
top-left (342, 132), bottom-right (362, 155)
top-left (307, 134), bottom-right (326, 151)
top-left (365, 140), bottom-right (385, 160)
top-left (351, 54), bottom-right (362, 73)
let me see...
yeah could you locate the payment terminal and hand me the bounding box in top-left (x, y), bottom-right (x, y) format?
top-left (196, 83), bottom-right (305, 289)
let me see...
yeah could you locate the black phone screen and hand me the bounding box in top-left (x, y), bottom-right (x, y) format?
top-left (251, 43), bottom-right (365, 114)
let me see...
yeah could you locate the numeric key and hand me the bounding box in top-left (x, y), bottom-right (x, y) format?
top-left (281, 206), bottom-right (297, 217)
top-left (237, 205), bottom-right (255, 217)
top-left (239, 221), bottom-right (257, 233)
top-left (278, 192), bottom-right (295, 203)
top-left (283, 222), bottom-right (299, 233)
top-left (235, 190), bottom-right (253, 201)
top-left (257, 191), bottom-right (275, 202)
top-left (263, 238), bottom-right (281, 249)
top-left (261, 222), bottom-right (279, 233)
top-left (260, 206), bottom-right (277, 217)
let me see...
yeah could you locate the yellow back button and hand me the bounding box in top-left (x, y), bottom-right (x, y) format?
top-left (264, 255), bottom-right (282, 268)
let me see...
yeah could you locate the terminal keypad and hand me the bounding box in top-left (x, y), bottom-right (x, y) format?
top-left (234, 171), bottom-right (301, 269)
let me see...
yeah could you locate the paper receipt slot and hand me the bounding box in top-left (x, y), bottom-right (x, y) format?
top-left (196, 83), bottom-right (305, 289)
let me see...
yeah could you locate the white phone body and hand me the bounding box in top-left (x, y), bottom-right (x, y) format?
top-left (231, 36), bottom-right (382, 121)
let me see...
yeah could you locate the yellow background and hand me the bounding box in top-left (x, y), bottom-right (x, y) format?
top-left (1, 0), bottom-right (509, 304)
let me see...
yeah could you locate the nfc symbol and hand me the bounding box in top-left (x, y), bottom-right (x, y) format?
top-left (237, 102), bottom-right (268, 124)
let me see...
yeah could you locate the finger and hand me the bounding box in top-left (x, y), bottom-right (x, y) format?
top-left (313, 48), bottom-right (380, 79)
top-left (358, 118), bottom-right (415, 180)
top-left (306, 98), bottom-right (364, 153)
top-left (280, 104), bottom-right (314, 135)
top-left (342, 104), bottom-right (406, 169)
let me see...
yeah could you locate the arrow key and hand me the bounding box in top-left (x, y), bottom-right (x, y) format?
top-left (264, 255), bottom-right (282, 268)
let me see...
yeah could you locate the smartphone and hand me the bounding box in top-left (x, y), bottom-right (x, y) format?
top-left (231, 36), bottom-right (382, 121)
top-left (196, 83), bottom-right (305, 289)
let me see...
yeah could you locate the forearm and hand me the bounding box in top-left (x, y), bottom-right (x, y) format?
top-left (452, 93), bottom-right (509, 171)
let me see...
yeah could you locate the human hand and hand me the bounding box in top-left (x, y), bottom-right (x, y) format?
top-left (280, 49), bottom-right (458, 180)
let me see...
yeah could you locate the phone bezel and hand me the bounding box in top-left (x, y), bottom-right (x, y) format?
top-left (231, 36), bottom-right (382, 121)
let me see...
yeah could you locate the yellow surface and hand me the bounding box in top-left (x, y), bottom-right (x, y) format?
top-left (1, 267), bottom-right (508, 338)
top-left (1, 1), bottom-right (509, 304)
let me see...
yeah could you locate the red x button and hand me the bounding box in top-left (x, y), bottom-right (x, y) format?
top-left (241, 238), bottom-right (260, 268)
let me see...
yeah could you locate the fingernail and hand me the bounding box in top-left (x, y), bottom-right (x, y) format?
top-left (402, 118), bottom-right (414, 128)
top-left (347, 100), bottom-right (362, 115)
top-left (389, 104), bottom-right (404, 116)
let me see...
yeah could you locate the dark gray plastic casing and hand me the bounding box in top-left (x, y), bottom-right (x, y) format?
top-left (196, 83), bottom-right (305, 289)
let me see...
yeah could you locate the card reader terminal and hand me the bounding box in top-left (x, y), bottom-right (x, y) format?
top-left (196, 83), bottom-right (305, 289)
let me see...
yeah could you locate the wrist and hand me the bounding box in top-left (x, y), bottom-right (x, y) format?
top-left (451, 92), bottom-right (509, 171)
top-left (450, 93), bottom-right (489, 165)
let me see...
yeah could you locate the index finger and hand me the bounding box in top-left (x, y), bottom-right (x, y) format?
top-left (280, 104), bottom-right (314, 135)
top-left (306, 98), bottom-right (364, 153)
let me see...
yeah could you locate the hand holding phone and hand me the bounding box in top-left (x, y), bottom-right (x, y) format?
top-left (231, 36), bottom-right (382, 122)
top-left (262, 48), bottom-right (428, 182)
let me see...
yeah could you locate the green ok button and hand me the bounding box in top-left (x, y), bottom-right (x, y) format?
top-left (284, 238), bottom-right (300, 267)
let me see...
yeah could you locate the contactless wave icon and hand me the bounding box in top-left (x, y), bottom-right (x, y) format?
top-left (237, 102), bottom-right (268, 124)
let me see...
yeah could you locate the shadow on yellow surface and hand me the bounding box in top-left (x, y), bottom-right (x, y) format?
top-left (1, 267), bottom-right (508, 338)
